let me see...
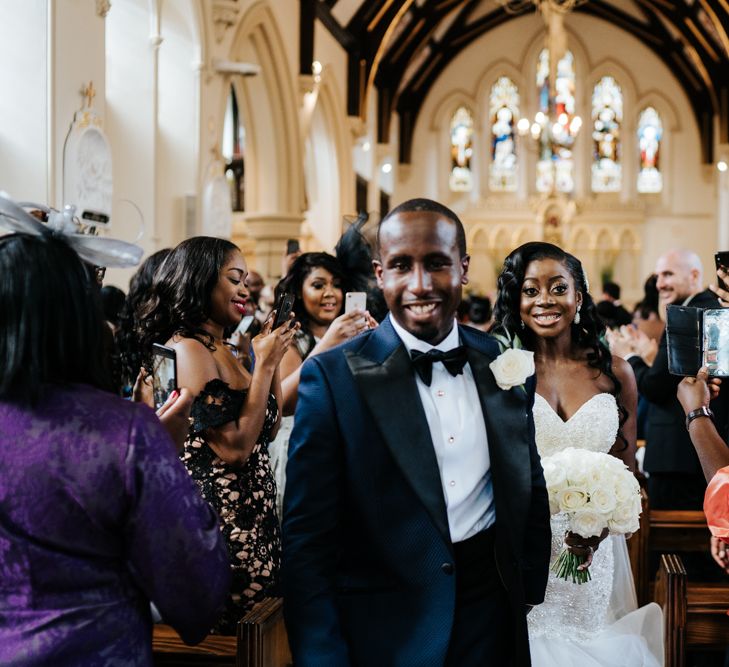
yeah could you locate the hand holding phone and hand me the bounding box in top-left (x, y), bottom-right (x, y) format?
top-left (273, 292), bottom-right (295, 329)
top-left (345, 292), bottom-right (367, 314)
top-left (152, 344), bottom-right (178, 410)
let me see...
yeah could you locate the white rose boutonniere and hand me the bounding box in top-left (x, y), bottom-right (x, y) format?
top-left (489, 347), bottom-right (535, 391)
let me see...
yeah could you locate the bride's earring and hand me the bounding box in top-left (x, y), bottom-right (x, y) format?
top-left (574, 306), bottom-right (581, 325)
top-left (520, 319), bottom-right (525, 330)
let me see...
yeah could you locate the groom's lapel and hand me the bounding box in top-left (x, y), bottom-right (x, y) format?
top-left (460, 326), bottom-right (532, 509)
top-left (345, 319), bottom-right (451, 546)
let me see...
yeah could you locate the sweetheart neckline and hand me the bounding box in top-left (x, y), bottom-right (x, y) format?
top-left (534, 392), bottom-right (615, 424)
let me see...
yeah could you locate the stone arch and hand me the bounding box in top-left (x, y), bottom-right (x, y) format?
top-left (614, 228), bottom-right (641, 294)
top-left (228, 1), bottom-right (303, 216)
top-left (304, 67), bottom-right (354, 250)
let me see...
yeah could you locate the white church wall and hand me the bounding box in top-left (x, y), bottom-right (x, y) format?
top-left (0, 0), bottom-right (48, 202)
top-left (105, 0), bottom-right (160, 276)
top-left (158, 0), bottom-right (200, 248)
top-left (0, 1), bottom-right (105, 207)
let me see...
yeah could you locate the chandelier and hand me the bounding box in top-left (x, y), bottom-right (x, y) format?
top-left (499, 0), bottom-right (587, 191)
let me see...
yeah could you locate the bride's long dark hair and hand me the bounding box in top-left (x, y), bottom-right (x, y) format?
top-left (492, 241), bottom-right (628, 450)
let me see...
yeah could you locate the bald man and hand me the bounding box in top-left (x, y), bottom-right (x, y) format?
top-left (627, 249), bottom-right (728, 509)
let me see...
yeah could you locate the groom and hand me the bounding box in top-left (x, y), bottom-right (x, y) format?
top-left (282, 198), bottom-right (551, 666)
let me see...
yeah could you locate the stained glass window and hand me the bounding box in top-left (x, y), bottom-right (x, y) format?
top-left (536, 49), bottom-right (577, 193)
top-left (637, 107), bottom-right (663, 193)
top-left (489, 77), bottom-right (519, 192)
top-left (449, 106), bottom-right (474, 192)
top-left (591, 76), bottom-right (622, 192)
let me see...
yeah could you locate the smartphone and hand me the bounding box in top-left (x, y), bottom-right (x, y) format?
top-left (273, 292), bottom-right (295, 329)
top-left (286, 239), bottom-right (300, 255)
top-left (345, 291), bottom-right (367, 314)
top-left (233, 314), bottom-right (255, 336)
top-left (151, 343), bottom-right (177, 410)
top-left (715, 251), bottom-right (729, 291)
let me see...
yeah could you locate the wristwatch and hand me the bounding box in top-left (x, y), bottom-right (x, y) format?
top-left (685, 406), bottom-right (714, 430)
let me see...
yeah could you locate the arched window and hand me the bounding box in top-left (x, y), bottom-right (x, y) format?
top-left (222, 85), bottom-right (246, 211)
top-left (637, 107), bottom-right (663, 193)
top-left (591, 76), bottom-right (623, 192)
top-left (489, 76), bottom-right (519, 192)
top-left (449, 106), bottom-right (474, 192)
top-left (536, 49), bottom-right (577, 193)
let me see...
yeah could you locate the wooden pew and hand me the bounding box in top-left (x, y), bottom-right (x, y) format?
top-left (152, 597), bottom-right (292, 667)
top-left (654, 553), bottom-right (729, 667)
top-left (628, 489), bottom-right (710, 606)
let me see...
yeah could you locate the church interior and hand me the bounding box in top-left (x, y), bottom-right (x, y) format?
top-left (4, 2), bottom-right (729, 665)
top-left (2, 0), bottom-right (728, 303)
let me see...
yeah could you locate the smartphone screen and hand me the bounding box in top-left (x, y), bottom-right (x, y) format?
top-left (715, 251), bottom-right (729, 291)
top-left (152, 344), bottom-right (177, 410)
top-left (273, 293), bottom-right (295, 329)
top-left (345, 291), bottom-right (367, 314)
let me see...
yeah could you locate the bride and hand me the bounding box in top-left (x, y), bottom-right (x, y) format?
top-left (493, 242), bottom-right (663, 666)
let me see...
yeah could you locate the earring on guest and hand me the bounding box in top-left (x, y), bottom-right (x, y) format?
top-left (574, 306), bottom-right (581, 325)
top-left (520, 319), bottom-right (525, 330)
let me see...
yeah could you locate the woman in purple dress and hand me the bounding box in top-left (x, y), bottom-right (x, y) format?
top-left (0, 231), bottom-right (231, 665)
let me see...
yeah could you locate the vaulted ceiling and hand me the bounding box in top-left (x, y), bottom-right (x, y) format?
top-left (300, 0), bottom-right (729, 163)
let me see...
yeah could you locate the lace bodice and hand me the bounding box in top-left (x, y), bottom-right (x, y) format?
top-left (533, 392), bottom-right (619, 459)
top-left (529, 392), bottom-right (620, 642)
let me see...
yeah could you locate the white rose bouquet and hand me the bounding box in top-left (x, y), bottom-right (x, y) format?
top-left (541, 447), bottom-right (641, 584)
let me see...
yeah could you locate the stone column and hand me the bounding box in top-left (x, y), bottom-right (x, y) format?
top-left (717, 145), bottom-right (729, 251)
top-left (235, 213), bottom-right (305, 283)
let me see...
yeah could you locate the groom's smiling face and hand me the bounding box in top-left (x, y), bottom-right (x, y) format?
top-left (374, 211), bottom-right (469, 345)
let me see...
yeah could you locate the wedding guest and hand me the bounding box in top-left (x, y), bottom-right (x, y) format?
top-left (677, 366), bottom-right (729, 580)
top-left (100, 285), bottom-right (126, 333)
top-left (596, 281), bottom-right (632, 329)
top-left (283, 199), bottom-right (551, 666)
top-left (137, 236), bottom-right (296, 635)
top-left (632, 274), bottom-right (664, 341)
top-left (116, 248), bottom-right (171, 396)
top-left (277, 252), bottom-right (372, 416)
top-left (0, 232), bottom-right (230, 665)
top-left (468, 295), bottom-right (492, 332)
top-left (609, 249), bottom-right (727, 509)
top-left (493, 241), bottom-right (662, 666)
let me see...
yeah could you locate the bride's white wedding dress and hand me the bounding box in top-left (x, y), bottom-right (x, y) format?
top-left (528, 392), bottom-right (664, 667)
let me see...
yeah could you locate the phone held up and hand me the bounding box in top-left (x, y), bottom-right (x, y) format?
top-left (345, 291), bottom-right (367, 315)
top-left (151, 343), bottom-right (177, 410)
top-left (273, 292), bottom-right (295, 329)
top-left (286, 238), bottom-right (300, 256)
top-left (715, 251), bottom-right (729, 292)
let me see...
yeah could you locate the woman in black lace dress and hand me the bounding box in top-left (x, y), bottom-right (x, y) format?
top-left (138, 237), bottom-right (297, 634)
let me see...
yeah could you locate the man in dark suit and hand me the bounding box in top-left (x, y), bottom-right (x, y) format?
top-left (282, 198), bottom-right (551, 666)
top-left (596, 281), bottom-right (632, 329)
top-left (611, 249), bottom-right (727, 509)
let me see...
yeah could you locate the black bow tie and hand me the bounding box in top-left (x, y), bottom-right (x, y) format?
top-left (410, 346), bottom-right (468, 386)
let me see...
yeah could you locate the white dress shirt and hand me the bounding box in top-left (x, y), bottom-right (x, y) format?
top-left (390, 315), bottom-right (495, 543)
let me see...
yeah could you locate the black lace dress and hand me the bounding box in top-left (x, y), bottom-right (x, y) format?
top-left (181, 378), bottom-right (280, 635)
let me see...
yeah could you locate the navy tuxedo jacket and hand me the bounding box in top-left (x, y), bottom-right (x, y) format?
top-left (282, 318), bottom-right (551, 667)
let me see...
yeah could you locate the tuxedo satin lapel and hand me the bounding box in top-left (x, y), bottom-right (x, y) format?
top-left (463, 336), bottom-right (531, 524)
top-left (345, 326), bottom-right (451, 546)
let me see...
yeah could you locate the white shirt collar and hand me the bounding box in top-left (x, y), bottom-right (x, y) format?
top-left (389, 313), bottom-right (460, 355)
